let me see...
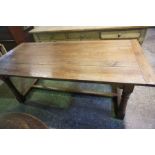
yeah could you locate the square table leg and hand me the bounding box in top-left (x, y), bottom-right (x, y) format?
top-left (115, 84), bottom-right (134, 119)
top-left (0, 76), bottom-right (25, 103)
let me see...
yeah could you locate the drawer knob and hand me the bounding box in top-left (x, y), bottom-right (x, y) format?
top-left (118, 34), bottom-right (121, 38)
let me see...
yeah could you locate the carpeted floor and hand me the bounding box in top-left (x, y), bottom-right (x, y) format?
top-left (124, 28), bottom-right (155, 128)
top-left (0, 79), bottom-right (121, 129)
top-left (0, 28), bottom-right (155, 129)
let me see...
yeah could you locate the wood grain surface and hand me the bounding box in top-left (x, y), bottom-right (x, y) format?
top-left (0, 40), bottom-right (154, 86)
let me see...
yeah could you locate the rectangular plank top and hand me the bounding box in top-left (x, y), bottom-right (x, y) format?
top-left (0, 40), bottom-right (155, 86)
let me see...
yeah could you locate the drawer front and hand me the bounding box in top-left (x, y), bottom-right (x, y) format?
top-left (68, 31), bottom-right (99, 40)
top-left (37, 33), bottom-right (53, 41)
top-left (67, 32), bottom-right (81, 40)
top-left (100, 30), bottom-right (141, 39)
top-left (53, 33), bottom-right (66, 40)
top-left (35, 33), bottom-right (67, 42)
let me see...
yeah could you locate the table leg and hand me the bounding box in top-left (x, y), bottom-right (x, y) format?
top-left (116, 84), bottom-right (134, 119)
top-left (1, 76), bottom-right (25, 103)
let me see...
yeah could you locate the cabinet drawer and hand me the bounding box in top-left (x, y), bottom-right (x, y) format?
top-left (68, 32), bottom-right (99, 40)
top-left (100, 30), bottom-right (141, 39)
top-left (53, 33), bottom-right (66, 40)
top-left (36, 33), bottom-right (67, 41)
top-left (68, 32), bottom-right (81, 40)
top-left (36, 33), bottom-right (53, 41)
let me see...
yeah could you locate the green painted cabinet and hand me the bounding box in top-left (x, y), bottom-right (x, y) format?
top-left (30, 26), bottom-right (148, 44)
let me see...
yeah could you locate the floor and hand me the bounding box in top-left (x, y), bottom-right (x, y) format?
top-left (124, 28), bottom-right (155, 128)
top-left (0, 28), bottom-right (155, 129)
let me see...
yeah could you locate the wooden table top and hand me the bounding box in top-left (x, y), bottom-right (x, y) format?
top-left (29, 26), bottom-right (147, 33)
top-left (0, 40), bottom-right (155, 86)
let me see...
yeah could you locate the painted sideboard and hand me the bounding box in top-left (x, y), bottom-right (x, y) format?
top-left (29, 26), bottom-right (148, 44)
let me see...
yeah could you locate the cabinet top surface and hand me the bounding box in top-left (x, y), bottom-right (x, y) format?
top-left (0, 40), bottom-right (154, 86)
top-left (29, 26), bottom-right (147, 33)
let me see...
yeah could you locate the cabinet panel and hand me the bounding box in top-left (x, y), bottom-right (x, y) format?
top-left (68, 32), bottom-right (99, 40)
top-left (37, 33), bottom-right (53, 41)
top-left (81, 32), bottom-right (99, 40)
top-left (101, 30), bottom-right (141, 39)
top-left (68, 32), bottom-right (81, 40)
top-left (53, 33), bottom-right (67, 40)
top-left (36, 33), bottom-right (67, 42)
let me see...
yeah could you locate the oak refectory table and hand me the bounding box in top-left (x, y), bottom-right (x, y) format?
top-left (0, 40), bottom-right (155, 119)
